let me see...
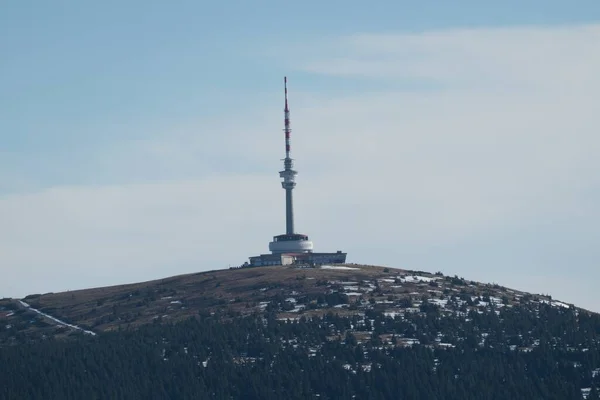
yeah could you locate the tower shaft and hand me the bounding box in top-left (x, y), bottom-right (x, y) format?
top-left (285, 188), bottom-right (294, 235)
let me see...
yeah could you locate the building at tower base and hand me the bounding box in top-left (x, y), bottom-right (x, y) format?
top-left (249, 250), bottom-right (347, 267)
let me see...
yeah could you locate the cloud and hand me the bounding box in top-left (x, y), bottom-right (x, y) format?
top-left (297, 24), bottom-right (600, 92)
top-left (0, 177), bottom-right (282, 295)
top-left (285, 24), bottom-right (600, 309)
top-left (2, 23), bottom-right (599, 312)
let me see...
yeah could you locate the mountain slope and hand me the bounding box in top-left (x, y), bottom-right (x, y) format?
top-left (0, 264), bottom-right (578, 344)
top-left (2, 264), bottom-right (600, 399)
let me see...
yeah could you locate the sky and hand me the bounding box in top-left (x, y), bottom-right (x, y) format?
top-left (1, 1), bottom-right (600, 311)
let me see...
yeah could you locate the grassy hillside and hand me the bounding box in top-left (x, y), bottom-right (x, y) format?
top-left (1, 264), bottom-right (572, 345)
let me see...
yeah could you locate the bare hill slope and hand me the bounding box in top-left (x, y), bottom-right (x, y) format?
top-left (0, 264), bottom-right (576, 345)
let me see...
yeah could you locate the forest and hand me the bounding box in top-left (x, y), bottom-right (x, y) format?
top-left (2, 300), bottom-right (600, 399)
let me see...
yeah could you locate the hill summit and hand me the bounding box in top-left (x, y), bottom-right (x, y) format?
top-left (0, 264), bottom-right (577, 343)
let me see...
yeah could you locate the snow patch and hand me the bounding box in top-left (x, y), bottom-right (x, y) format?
top-left (321, 265), bottom-right (358, 270)
top-left (399, 275), bottom-right (435, 283)
top-left (582, 388), bottom-right (591, 399)
top-left (430, 299), bottom-right (448, 307)
top-left (539, 299), bottom-right (571, 309)
top-left (18, 300), bottom-right (96, 336)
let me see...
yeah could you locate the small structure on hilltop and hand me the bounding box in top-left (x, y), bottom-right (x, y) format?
top-left (246, 78), bottom-right (347, 267)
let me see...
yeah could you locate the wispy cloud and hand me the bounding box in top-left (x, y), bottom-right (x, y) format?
top-left (298, 24), bottom-right (600, 91)
top-left (0, 177), bottom-right (281, 294)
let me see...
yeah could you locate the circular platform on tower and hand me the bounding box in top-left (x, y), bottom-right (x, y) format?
top-left (269, 234), bottom-right (314, 254)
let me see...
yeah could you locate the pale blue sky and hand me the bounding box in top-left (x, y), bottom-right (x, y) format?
top-left (2, 2), bottom-right (600, 311)
top-left (3, 0), bottom-right (600, 189)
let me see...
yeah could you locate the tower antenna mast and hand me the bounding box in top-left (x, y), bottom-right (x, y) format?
top-left (284, 77), bottom-right (291, 159)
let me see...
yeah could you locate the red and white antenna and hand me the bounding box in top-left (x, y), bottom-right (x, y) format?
top-left (284, 76), bottom-right (291, 159)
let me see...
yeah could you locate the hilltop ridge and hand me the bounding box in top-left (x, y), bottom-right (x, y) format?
top-left (0, 264), bottom-right (578, 345)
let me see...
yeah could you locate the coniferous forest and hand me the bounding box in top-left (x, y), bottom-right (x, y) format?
top-left (2, 302), bottom-right (600, 400)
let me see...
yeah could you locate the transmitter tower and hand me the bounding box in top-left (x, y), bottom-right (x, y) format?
top-left (281, 77), bottom-right (297, 235)
top-left (247, 77), bottom-right (346, 267)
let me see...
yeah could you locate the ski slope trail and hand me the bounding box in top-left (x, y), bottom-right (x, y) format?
top-left (18, 300), bottom-right (97, 336)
